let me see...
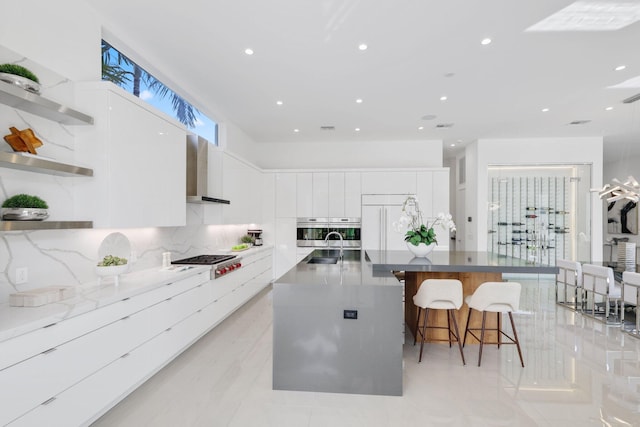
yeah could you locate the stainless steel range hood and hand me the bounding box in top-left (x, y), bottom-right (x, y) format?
top-left (186, 134), bottom-right (230, 204)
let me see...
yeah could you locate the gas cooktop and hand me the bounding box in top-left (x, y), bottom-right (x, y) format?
top-left (171, 254), bottom-right (236, 265)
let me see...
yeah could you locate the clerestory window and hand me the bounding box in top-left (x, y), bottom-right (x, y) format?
top-left (101, 39), bottom-right (218, 144)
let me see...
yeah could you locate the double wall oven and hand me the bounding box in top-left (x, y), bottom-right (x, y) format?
top-left (296, 217), bottom-right (361, 248)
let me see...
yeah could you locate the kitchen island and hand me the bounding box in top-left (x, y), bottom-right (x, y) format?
top-left (367, 250), bottom-right (559, 342)
top-left (273, 249), bottom-right (403, 396)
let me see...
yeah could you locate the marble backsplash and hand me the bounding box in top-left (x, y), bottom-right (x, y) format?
top-left (0, 217), bottom-right (255, 305)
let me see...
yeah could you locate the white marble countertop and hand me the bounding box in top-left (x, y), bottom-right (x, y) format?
top-left (0, 265), bottom-right (210, 343)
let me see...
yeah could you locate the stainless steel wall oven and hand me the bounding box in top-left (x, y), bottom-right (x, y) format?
top-left (296, 217), bottom-right (361, 248)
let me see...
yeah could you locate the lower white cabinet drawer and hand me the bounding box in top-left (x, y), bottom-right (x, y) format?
top-left (8, 310), bottom-right (211, 427)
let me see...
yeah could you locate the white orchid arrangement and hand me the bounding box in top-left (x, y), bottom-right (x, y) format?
top-left (394, 196), bottom-right (456, 246)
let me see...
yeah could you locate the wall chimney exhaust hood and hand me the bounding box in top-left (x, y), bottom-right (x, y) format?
top-left (186, 134), bottom-right (230, 204)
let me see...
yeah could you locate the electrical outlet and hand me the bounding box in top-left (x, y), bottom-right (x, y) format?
top-left (16, 267), bottom-right (28, 284)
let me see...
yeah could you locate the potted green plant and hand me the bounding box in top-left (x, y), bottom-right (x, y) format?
top-left (0, 64), bottom-right (41, 94)
top-left (1, 194), bottom-right (49, 221)
top-left (240, 234), bottom-right (255, 245)
top-left (398, 196), bottom-right (456, 257)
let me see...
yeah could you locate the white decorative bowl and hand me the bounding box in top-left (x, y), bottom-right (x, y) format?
top-left (96, 264), bottom-right (129, 286)
top-left (406, 242), bottom-right (435, 257)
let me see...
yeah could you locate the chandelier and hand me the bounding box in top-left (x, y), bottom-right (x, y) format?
top-left (594, 175), bottom-right (640, 202)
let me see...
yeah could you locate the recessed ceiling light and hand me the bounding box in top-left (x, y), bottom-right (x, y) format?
top-left (542, 108), bottom-right (550, 112)
top-left (450, 143), bottom-right (456, 147)
top-left (294, 129), bottom-right (300, 133)
top-left (418, 126), bottom-right (424, 130)
top-left (526, 2), bottom-right (640, 32)
top-left (276, 100), bottom-right (283, 106)
top-left (615, 65), bottom-right (627, 71)
top-left (358, 43), bottom-right (368, 51)
top-left (355, 128), bottom-right (361, 132)
top-left (244, 48), bottom-right (254, 55)
top-left (605, 106), bottom-right (614, 111)
top-left (356, 98), bottom-right (363, 104)
top-left (440, 96), bottom-right (448, 101)
top-left (481, 38), bottom-right (492, 45)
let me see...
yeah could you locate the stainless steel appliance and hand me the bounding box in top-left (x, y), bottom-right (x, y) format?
top-left (296, 217), bottom-right (361, 248)
top-left (247, 229), bottom-right (263, 246)
top-left (172, 254), bottom-right (242, 279)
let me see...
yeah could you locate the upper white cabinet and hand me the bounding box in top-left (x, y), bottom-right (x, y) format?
top-left (344, 172), bottom-right (361, 218)
top-left (361, 171), bottom-right (417, 195)
top-left (74, 82), bottom-right (186, 228)
top-left (312, 173), bottom-right (329, 217)
top-left (417, 169), bottom-right (449, 219)
top-left (275, 173), bottom-right (296, 218)
top-left (328, 172), bottom-right (345, 217)
top-left (221, 152), bottom-right (262, 224)
top-left (296, 173), bottom-right (312, 217)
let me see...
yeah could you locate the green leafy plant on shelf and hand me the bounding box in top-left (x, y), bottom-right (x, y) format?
top-left (0, 64), bottom-right (39, 83)
top-left (2, 194), bottom-right (48, 209)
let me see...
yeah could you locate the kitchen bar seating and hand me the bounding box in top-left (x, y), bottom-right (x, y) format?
top-left (622, 271), bottom-right (640, 336)
top-left (412, 279), bottom-right (466, 365)
top-left (556, 259), bottom-right (583, 311)
top-left (463, 281), bottom-right (524, 367)
top-left (582, 263), bottom-right (621, 324)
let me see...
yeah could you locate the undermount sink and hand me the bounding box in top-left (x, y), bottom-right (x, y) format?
top-left (307, 257), bottom-right (339, 264)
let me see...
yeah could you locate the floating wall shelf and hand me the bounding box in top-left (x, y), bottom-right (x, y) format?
top-left (0, 151), bottom-right (93, 177)
top-left (0, 221), bottom-right (93, 231)
top-left (0, 80), bottom-right (93, 125)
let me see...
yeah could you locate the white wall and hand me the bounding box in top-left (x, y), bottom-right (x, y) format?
top-left (254, 139), bottom-right (443, 169)
top-left (465, 137), bottom-right (603, 260)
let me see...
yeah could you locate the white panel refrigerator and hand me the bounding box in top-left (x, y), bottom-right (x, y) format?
top-left (361, 194), bottom-right (412, 251)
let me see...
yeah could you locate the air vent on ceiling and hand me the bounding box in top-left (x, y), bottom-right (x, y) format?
top-left (623, 93), bottom-right (640, 104)
top-left (436, 123), bottom-right (454, 128)
top-left (568, 120), bottom-right (591, 125)
top-left (320, 126), bottom-right (335, 131)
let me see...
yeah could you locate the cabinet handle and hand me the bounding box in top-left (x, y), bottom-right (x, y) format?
top-left (166, 327), bottom-right (172, 332)
top-left (42, 397), bottom-right (56, 406)
top-left (166, 297), bottom-right (172, 301)
top-left (42, 347), bottom-right (57, 355)
top-left (121, 353), bottom-right (130, 358)
top-left (121, 316), bottom-right (130, 320)
top-left (121, 297), bottom-right (130, 301)
top-left (43, 323), bottom-right (57, 329)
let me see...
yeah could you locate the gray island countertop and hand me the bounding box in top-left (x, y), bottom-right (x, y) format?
top-left (275, 249), bottom-right (400, 287)
top-left (366, 250), bottom-right (559, 274)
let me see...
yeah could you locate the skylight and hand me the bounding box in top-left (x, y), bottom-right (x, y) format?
top-left (526, 1), bottom-right (640, 31)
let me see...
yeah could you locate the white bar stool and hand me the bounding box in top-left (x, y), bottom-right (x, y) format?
top-left (622, 271), bottom-right (640, 335)
top-left (412, 279), bottom-right (466, 365)
top-left (582, 264), bottom-right (621, 324)
top-left (556, 259), bottom-right (583, 311)
top-left (463, 281), bottom-right (524, 367)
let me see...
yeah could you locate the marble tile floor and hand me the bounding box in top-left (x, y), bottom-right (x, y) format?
top-left (92, 276), bottom-right (640, 427)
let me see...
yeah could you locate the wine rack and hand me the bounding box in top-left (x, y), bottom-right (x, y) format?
top-left (488, 176), bottom-right (571, 265)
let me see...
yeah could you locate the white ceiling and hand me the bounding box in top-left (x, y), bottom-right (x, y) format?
top-left (86, 0), bottom-right (640, 162)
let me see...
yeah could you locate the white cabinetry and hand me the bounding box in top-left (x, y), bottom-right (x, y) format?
top-left (221, 153), bottom-right (262, 224)
top-left (361, 171), bottom-right (416, 195)
top-left (2, 250), bottom-right (272, 427)
top-left (296, 173), bottom-right (312, 217)
top-left (75, 82), bottom-right (186, 228)
top-left (312, 173), bottom-right (329, 217)
top-left (275, 173), bottom-right (296, 218)
top-left (345, 172), bottom-right (362, 217)
top-left (417, 169), bottom-right (449, 219)
top-left (328, 172), bottom-right (345, 217)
